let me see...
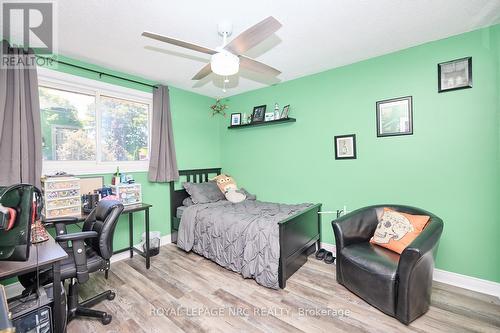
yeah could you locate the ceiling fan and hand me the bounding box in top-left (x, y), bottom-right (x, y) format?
top-left (142, 16), bottom-right (282, 84)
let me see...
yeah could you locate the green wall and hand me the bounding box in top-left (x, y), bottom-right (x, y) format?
top-left (5, 25), bottom-right (498, 287)
top-left (219, 25), bottom-right (500, 283)
top-left (41, 55), bottom-right (220, 250)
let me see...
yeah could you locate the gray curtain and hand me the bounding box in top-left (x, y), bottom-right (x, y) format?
top-left (0, 43), bottom-right (42, 187)
top-left (148, 85), bottom-right (179, 182)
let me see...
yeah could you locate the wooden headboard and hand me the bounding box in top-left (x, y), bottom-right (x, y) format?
top-left (169, 168), bottom-right (221, 240)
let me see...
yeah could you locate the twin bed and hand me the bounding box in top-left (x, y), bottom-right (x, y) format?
top-left (169, 168), bottom-right (321, 289)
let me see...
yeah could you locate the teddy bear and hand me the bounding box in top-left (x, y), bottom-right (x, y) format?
top-left (211, 174), bottom-right (246, 203)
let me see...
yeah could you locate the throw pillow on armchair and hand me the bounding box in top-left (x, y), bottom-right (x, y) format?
top-left (370, 208), bottom-right (430, 254)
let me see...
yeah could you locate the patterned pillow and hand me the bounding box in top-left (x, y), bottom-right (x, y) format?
top-left (370, 208), bottom-right (430, 254)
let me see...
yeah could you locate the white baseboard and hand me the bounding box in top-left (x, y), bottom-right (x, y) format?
top-left (160, 234), bottom-right (172, 246)
top-left (111, 234), bottom-right (172, 264)
top-left (5, 234), bottom-right (173, 298)
top-left (320, 242), bottom-right (336, 253)
top-left (433, 268), bottom-right (500, 298)
top-left (320, 242), bottom-right (500, 299)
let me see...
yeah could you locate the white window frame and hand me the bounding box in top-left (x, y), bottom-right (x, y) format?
top-left (38, 67), bottom-right (153, 175)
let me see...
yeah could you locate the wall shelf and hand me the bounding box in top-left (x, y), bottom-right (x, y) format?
top-left (228, 117), bottom-right (296, 129)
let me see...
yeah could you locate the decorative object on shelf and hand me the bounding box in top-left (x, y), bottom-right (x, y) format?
top-left (241, 112), bottom-right (248, 124)
top-left (274, 103), bottom-right (281, 119)
top-left (230, 113), bottom-right (241, 126)
top-left (251, 105), bottom-right (266, 123)
top-left (281, 104), bottom-right (290, 119)
top-left (376, 96), bottom-right (413, 137)
top-left (264, 113), bottom-right (275, 121)
top-left (438, 57), bottom-right (472, 93)
top-left (210, 98), bottom-right (229, 116)
top-left (334, 134), bottom-right (357, 160)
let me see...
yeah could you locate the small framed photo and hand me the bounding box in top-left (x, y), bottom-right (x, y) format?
top-left (376, 96), bottom-right (413, 137)
top-left (438, 57), bottom-right (472, 93)
top-left (281, 104), bottom-right (290, 118)
top-left (251, 105), bottom-right (266, 123)
top-left (334, 134), bottom-right (356, 160)
top-left (230, 113), bottom-right (241, 126)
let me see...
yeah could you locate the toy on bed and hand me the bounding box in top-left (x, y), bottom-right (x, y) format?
top-left (211, 174), bottom-right (246, 203)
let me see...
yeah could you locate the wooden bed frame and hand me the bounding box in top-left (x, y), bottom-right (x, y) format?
top-left (169, 168), bottom-right (322, 288)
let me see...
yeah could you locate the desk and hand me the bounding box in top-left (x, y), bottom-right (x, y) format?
top-left (0, 235), bottom-right (67, 333)
top-left (81, 203), bottom-right (152, 269)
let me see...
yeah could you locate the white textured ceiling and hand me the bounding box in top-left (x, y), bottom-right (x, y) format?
top-left (56, 0), bottom-right (500, 97)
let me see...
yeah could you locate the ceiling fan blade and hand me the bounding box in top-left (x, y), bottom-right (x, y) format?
top-left (239, 56), bottom-right (281, 76)
top-left (142, 31), bottom-right (217, 55)
top-left (224, 16), bottom-right (282, 55)
top-left (192, 63), bottom-right (212, 80)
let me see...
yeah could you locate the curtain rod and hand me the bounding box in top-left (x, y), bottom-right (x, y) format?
top-left (36, 56), bottom-right (158, 89)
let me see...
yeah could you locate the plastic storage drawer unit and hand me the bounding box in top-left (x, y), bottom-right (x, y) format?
top-left (111, 183), bottom-right (142, 206)
top-left (41, 177), bottom-right (82, 218)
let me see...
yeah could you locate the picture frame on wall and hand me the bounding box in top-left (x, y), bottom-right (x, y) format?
top-left (251, 105), bottom-right (266, 123)
top-left (230, 113), bottom-right (241, 126)
top-left (376, 96), bottom-right (413, 137)
top-left (334, 134), bottom-right (357, 160)
top-left (438, 57), bottom-right (472, 93)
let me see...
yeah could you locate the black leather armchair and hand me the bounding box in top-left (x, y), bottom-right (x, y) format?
top-left (332, 205), bottom-right (443, 325)
top-left (20, 200), bottom-right (124, 325)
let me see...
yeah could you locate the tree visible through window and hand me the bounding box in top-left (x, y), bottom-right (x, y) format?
top-left (100, 95), bottom-right (149, 161)
top-left (39, 85), bottom-right (149, 163)
top-left (40, 86), bottom-right (96, 161)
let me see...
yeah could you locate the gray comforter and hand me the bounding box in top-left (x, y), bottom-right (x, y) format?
top-left (177, 200), bottom-right (311, 289)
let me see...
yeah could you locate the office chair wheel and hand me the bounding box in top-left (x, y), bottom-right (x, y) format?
top-left (107, 291), bottom-right (116, 301)
top-left (102, 314), bottom-right (112, 325)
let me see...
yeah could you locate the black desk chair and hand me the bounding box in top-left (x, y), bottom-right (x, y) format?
top-left (332, 205), bottom-right (443, 325)
top-left (20, 200), bottom-right (124, 325)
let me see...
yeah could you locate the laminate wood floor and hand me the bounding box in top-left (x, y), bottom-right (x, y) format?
top-left (68, 244), bottom-right (500, 333)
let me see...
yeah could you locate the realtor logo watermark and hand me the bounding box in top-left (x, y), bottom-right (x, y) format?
top-left (1, 1), bottom-right (57, 68)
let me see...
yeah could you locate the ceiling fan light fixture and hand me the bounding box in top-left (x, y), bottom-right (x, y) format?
top-left (210, 51), bottom-right (239, 76)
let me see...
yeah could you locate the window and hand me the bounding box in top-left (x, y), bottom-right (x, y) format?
top-left (38, 68), bottom-right (152, 174)
top-left (40, 87), bottom-right (96, 161)
top-left (100, 95), bottom-right (149, 162)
